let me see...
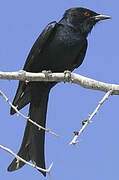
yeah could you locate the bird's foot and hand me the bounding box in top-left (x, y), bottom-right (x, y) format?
top-left (64, 70), bottom-right (72, 83)
top-left (42, 70), bottom-right (52, 80)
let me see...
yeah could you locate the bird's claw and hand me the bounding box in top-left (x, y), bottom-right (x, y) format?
top-left (64, 70), bottom-right (72, 83)
top-left (18, 70), bottom-right (27, 81)
top-left (42, 70), bottom-right (52, 80)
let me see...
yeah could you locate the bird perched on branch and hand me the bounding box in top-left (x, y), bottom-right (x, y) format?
top-left (8, 7), bottom-right (110, 176)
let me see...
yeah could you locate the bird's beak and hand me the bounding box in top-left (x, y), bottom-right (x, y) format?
top-left (92, 14), bottom-right (111, 21)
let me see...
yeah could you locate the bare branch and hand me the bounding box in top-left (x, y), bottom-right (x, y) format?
top-left (69, 90), bottom-right (113, 145)
top-left (0, 70), bottom-right (119, 94)
top-left (0, 90), bottom-right (59, 138)
top-left (0, 144), bottom-right (53, 179)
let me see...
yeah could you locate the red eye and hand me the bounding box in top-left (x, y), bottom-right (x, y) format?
top-left (84, 12), bottom-right (90, 16)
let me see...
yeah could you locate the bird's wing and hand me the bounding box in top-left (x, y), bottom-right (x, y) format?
top-left (10, 21), bottom-right (57, 115)
top-left (73, 39), bottom-right (88, 69)
top-left (23, 21), bottom-right (57, 71)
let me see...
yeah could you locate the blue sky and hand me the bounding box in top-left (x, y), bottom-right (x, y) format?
top-left (0, 0), bottom-right (119, 179)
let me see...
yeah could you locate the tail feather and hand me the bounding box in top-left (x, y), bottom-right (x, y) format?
top-left (10, 83), bottom-right (31, 115)
top-left (7, 143), bottom-right (31, 171)
top-left (8, 88), bottom-right (50, 177)
top-left (8, 121), bottom-right (31, 171)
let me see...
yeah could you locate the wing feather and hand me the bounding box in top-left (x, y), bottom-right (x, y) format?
top-left (10, 21), bottom-right (57, 115)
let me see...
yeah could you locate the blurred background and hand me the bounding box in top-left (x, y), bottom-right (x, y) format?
top-left (0, 0), bottom-right (118, 179)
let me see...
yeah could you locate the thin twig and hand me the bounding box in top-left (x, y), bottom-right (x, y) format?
top-left (0, 144), bottom-right (53, 177)
top-left (69, 90), bottom-right (113, 145)
top-left (0, 90), bottom-right (59, 138)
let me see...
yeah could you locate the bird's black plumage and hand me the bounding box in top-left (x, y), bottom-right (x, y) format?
top-left (8, 7), bottom-right (110, 176)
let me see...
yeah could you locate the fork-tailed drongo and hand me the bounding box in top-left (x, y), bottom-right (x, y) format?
top-left (7, 7), bottom-right (110, 176)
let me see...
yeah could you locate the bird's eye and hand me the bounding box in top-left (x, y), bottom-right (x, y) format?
top-left (84, 12), bottom-right (90, 17)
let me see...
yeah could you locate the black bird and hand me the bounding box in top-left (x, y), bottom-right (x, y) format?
top-left (8, 7), bottom-right (110, 176)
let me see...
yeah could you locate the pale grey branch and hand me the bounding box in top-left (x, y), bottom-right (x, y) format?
top-left (0, 144), bottom-right (53, 178)
top-left (69, 90), bottom-right (113, 145)
top-left (0, 70), bottom-right (119, 94)
top-left (0, 90), bottom-right (59, 138)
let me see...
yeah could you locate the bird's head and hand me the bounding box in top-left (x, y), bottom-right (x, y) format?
top-left (63, 7), bottom-right (111, 36)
